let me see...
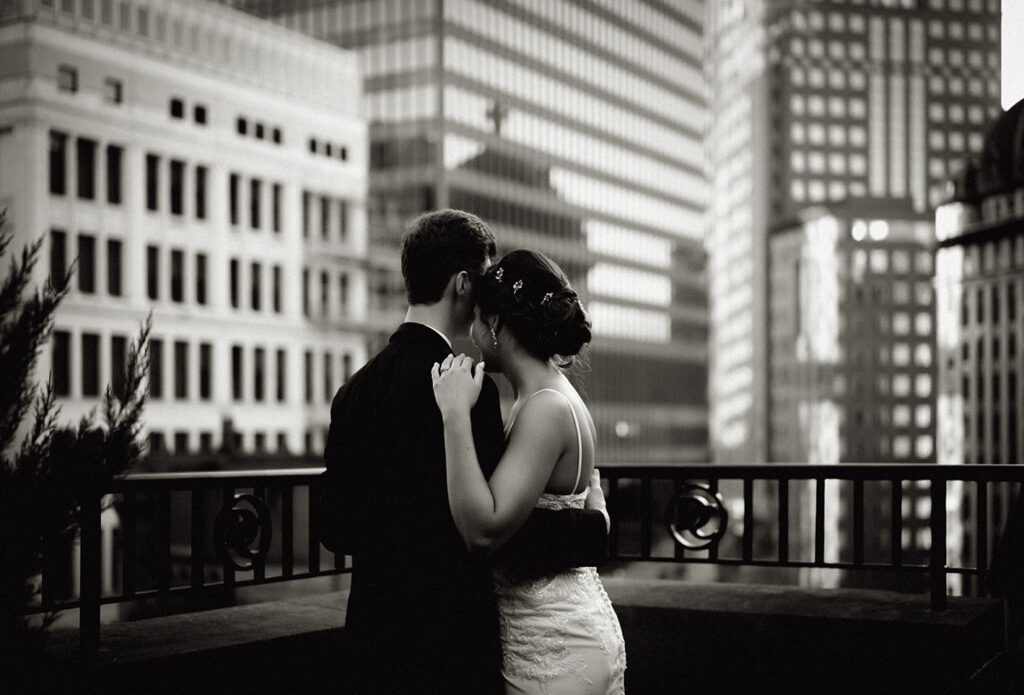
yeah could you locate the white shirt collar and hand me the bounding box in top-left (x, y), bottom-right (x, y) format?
top-left (415, 322), bottom-right (452, 349)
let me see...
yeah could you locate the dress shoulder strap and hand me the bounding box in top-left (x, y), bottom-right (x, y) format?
top-left (510, 388), bottom-right (585, 494)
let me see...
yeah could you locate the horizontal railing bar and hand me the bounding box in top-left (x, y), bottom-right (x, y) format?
top-left (600, 464), bottom-right (1024, 482)
top-left (19, 569), bottom-right (354, 614)
top-left (606, 557), bottom-right (987, 575)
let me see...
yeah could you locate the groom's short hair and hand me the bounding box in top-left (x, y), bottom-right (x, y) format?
top-left (401, 209), bottom-right (497, 305)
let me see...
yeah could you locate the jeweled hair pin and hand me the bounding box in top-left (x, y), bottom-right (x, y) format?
top-left (512, 279), bottom-right (524, 294)
top-left (541, 292), bottom-right (553, 305)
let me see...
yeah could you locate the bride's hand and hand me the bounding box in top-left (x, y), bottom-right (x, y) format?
top-left (431, 353), bottom-right (485, 418)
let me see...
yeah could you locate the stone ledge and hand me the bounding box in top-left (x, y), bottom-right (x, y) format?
top-left (24, 580), bottom-right (1006, 695)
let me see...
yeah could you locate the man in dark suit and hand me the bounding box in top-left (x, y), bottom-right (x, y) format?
top-left (321, 209), bottom-right (609, 694)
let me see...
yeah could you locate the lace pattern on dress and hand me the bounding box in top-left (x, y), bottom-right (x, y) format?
top-left (495, 492), bottom-right (626, 695)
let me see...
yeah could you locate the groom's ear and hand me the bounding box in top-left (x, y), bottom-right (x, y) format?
top-left (454, 270), bottom-right (472, 297)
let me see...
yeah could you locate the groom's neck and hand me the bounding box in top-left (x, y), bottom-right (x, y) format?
top-left (404, 304), bottom-right (455, 344)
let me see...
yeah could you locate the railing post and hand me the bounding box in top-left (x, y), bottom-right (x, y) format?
top-left (930, 477), bottom-right (947, 610)
top-left (80, 483), bottom-right (102, 658)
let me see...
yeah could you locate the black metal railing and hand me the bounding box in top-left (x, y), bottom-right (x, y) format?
top-left (25, 460), bottom-right (1024, 658)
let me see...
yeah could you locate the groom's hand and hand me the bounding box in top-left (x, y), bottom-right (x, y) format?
top-left (585, 469), bottom-right (611, 533)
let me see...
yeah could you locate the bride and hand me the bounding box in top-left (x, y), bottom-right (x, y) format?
top-left (431, 250), bottom-right (626, 694)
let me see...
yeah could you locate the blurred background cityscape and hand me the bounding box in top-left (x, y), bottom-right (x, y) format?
top-left (1, 0), bottom-right (1022, 597)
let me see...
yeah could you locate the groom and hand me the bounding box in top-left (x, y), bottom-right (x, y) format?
top-left (320, 209), bottom-right (609, 694)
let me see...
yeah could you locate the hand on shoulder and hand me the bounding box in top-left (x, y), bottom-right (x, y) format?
top-left (431, 353), bottom-right (485, 419)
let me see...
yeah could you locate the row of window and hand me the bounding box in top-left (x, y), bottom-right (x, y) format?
top-left (308, 137), bottom-right (348, 161)
top-left (238, 117), bottom-right (283, 145)
top-left (50, 231), bottom-right (361, 318)
top-left (228, 172), bottom-right (282, 232)
top-left (301, 191), bottom-right (350, 242)
top-left (960, 282), bottom-right (1020, 326)
top-left (51, 331), bottom-right (356, 405)
top-left (50, 231), bottom-right (121, 296)
top-left (169, 97), bottom-right (207, 125)
top-left (56, 64), bottom-right (123, 104)
top-left (302, 267), bottom-right (354, 319)
top-left (147, 428), bottom-right (334, 457)
top-left (49, 131), bottom-right (123, 203)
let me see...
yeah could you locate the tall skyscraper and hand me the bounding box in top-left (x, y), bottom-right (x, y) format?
top-left (222, 0), bottom-right (710, 464)
top-left (707, 0), bottom-right (1003, 465)
top-left (0, 0), bottom-right (368, 457)
top-left (935, 98), bottom-right (1023, 585)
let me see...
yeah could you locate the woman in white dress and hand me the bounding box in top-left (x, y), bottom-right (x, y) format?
top-left (431, 250), bottom-right (626, 695)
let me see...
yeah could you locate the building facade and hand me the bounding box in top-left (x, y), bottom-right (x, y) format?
top-left (0, 0), bottom-right (368, 456)
top-left (224, 0), bottom-right (711, 464)
top-left (707, 0), bottom-right (1003, 465)
top-left (770, 199), bottom-right (938, 582)
top-left (935, 98), bottom-right (1024, 585)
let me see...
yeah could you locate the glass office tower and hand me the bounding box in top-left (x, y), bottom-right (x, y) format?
top-left (707, 0), bottom-right (1003, 465)
top-left (223, 0), bottom-right (710, 464)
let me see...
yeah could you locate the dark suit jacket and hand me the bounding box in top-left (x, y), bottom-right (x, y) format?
top-left (322, 323), bottom-right (607, 694)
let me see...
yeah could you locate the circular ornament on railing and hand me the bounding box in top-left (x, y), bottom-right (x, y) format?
top-left (214, 493), bottom-right (272, 571)
top-left (666, 484), bottom-right (728, 551)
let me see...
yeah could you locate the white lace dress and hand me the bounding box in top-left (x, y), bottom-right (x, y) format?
top-left (494, 390), bottom-right (627, 695)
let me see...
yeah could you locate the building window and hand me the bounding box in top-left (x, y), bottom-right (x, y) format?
top-left (320, 271), bottom-right (329, 317)
top-left (76, 138), bottom-right (96, 200)
top-left (170, 249), bottom-right (184, 303)
top-left (272, 183), bottom-right (281, 233)
top-left (236, 117), bottom-right (247, 135)
top-left (323, 352), bottom-right (333, 402)
top-left (272, 265), bottom-right (282, 313)
top-left (147, 245), bottom-right (159, 300)
top-left (229, 173), bottom-right (239, 225)
top-left (174, 340), bottom-right (188, 400)
top-left (195, 253), bottom-right (207, 305)
top-left (251, 262), bottom-right (262, 311)
top-left (52, 330), bottom-right (71, 396)
top-left (254, 432), bottom-right (266, 453)
top-left (304, 350), bottom-right (313, 403)
top-left (302, 191), bottom-right (311, 238)
top-left (308, 138), bottom-right (317, 154)
top-left (276, 432), bottom-right (288, 453)
top-left (275, 348), bottom-right (286, 402)
top-left (170, 98), bottom-right (184, 119)
top-left (111, 335), bottom-right (127, 400)
top-left (229, 258), bottom-right (239, 308)
top-left (49, 131), bottom-right (67, 196)
top-left (81, 332), bottom-right (99, 397)
top-left (77, 234), bottom-right (95, 294)
top-left (104, 77), bottom-right (122, 104)
top-left (230, 345), bottom-right (244, 401)
top-left (107, 239), bottom-right (122, 296)
top-left (195, 165), bottom-right (207, 220)
top-left (170, 159), bottom-right (184, 215)
top-left (272, 128), bottom-right (282, 144)
top-left (146, 154), bottom-right (159, 211)
top-left (194, 104), bottom-right (207, 124)
top-left (342, 353), bottom-right (352, 381)
top-left (50, 229), bottom-right (67, 287)
top-left (302, 268), bottom-right (310, 316)
top-left (255, 123), bottom-right (265, 140)
top-left (57, 64), bottom-right (77, 93)
top-left (320, 196), bottom-right (330, 239)
top-left (250, 178), bottom-right (261, 229)
top-left (254, 347), bottom-right (265, 402)
top-left (339, 273), bottom-right (349, 314)
top-left (337, 200), bottom-right (348, 240)
top-left (149, 338), bottom-right (163, 399)
top-left (106, 145), bottom-right (123, 205)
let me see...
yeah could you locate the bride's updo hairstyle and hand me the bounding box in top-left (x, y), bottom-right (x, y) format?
top-left (478, 250), bottom-right (592, 367)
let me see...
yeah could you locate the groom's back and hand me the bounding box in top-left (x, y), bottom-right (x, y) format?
top-left (324, 323), bottom-right (503, 694)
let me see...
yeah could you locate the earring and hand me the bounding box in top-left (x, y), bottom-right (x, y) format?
top-left (490, 327), bottom-right (499, 349)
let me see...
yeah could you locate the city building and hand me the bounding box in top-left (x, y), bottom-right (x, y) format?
top-left (0, 0), bottom-right (368, 457)
top-left (220, 0), bottom-right (711, 464)
top-left (706, 0), bottom-right (1003, 465)
top-left (770, 198), bottom-right (938, 582)
top-left (935, 97), bottom-right (1024, 588)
